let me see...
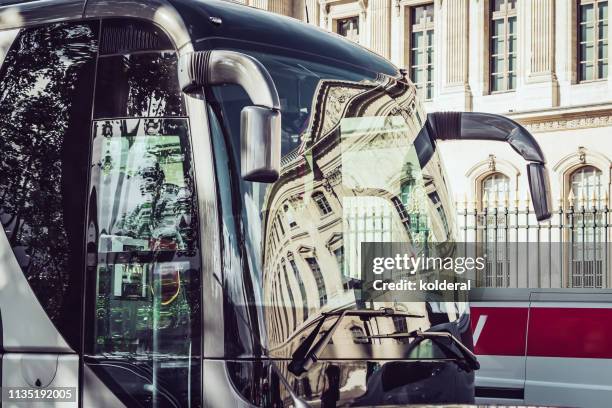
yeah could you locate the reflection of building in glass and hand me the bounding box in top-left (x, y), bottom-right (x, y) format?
top-left (90, 119), bottom-right (197, 355)
top-left (254, 0), bottom-right (612, 289)
top-left (336, 16), bottom-right (359, 43)
top-left (95, 120), bottom-right (191, 253)
top-left (260, 77), bottom-right (455, 352)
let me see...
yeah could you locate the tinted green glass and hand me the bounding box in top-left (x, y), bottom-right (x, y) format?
top-left (88, 118), bottom-right (200, 407)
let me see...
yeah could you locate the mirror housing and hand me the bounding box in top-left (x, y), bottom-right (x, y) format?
top-left (426, 111), bottom-right (552, 221)
top-left (527, 163), bottom-right (552, 221)
top-left (241, 106), bottom-right (281, 182)
top-left (178, 50), bottom-right (282, 183)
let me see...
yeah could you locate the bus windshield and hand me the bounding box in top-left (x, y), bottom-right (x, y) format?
top-left (208, 49), bottom-right (463, 358)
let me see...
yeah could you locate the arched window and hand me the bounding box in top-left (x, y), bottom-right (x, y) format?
top-left (569, 165), bottom-right (604, 288)
top-left (569, 165), bottom-right (603, 208)
top-left (312, 191), bottom-right (332, 215)
top-left (480, 172), bottom-right (511, 287)
top-left (284, 203), bottom-right (297, 228)
top-left (305, 257), bottom-right (327, 306)
top-left (481, 172), bottom-right (510, 209)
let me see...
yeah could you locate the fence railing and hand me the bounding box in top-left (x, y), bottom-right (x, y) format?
top-left (456, 195), bottom-right (611, 289)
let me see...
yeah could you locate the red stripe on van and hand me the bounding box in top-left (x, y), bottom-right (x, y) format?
top-left (527, 307), bottom-right (612, 359)
top-left (470, 307), bottom-right (528, 356)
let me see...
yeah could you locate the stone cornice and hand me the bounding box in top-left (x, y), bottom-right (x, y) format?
top-left (506, 104), bottom-right (612, 133)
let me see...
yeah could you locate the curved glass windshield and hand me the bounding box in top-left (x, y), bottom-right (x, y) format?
top-left (208, 50), bottom-right (464, 358)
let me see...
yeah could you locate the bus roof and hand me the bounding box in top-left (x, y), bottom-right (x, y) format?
top-left (168, 0), bottom-right (399, 77)
top-left (0, 0), bottom-right (399, 78)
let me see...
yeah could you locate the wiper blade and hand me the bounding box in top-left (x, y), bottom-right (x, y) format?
top-left (368, 329), bottom-right (480, 372)
top-left (288, 308), bottom-right (423, 376)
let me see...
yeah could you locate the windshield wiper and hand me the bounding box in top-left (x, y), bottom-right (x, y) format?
top-left (368, 329), bottom-right (480, 372)
top-left (288, 308), bottom-right (424, 376)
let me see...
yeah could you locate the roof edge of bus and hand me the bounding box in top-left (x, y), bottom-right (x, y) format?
top-left (0, 0), bottom-right (399, 78)
top-left (168, 0), bottom-right (400, 78)
top-left (0, 0), bottom-right (187, 50)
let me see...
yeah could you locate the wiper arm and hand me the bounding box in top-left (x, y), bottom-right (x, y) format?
top-left (368, 329), bottom-right (480, 372)
top-left (288, 308), bottom-right (423, 376)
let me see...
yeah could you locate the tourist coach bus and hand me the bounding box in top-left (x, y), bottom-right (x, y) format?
top-left (0, 0), bottom-right (552, 406)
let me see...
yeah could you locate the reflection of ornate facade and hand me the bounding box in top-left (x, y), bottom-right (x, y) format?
top-left (243, 0), bottom-right (611, 219)
top-left (242, 0), bottom-right (612, 287)
top-left (260, 76), bottom-right (457, 352)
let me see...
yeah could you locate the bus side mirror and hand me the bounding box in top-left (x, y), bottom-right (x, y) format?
top-left (241, 106), bottom-right (281, 182)
top-left (178, 50), bottom-right (282, 182)
top-left (426, 111), bottom-right (552, 221)
top-left (527, 162), bottom-right (552, 221)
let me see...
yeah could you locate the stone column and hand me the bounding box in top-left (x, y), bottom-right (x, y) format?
top-left (519, 0), bottom-right (559, 108)
top-left (437, 0), bottom-right (472, 110)
top-left (250, 0), bottom-right (269, 10)
top-left (268, 0), bottom-right (291, 15)
top-left (530, 0), bottom-right (555, 74)
top-left (369, 0), bottom-right (391, 58)
top-left (304, 0), bottom-right (319, 24)
top-left (320, 1), bottom-right (330, 30)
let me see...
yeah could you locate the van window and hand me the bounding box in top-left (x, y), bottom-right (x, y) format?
top-left (0, 22), bottom-right (98, 349)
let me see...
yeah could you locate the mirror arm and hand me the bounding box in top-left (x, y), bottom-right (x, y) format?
top-left (426, 111), bottom-right (552, 221)
top-left (178, 50), bottom-right (281, 111)
top-left (178, 50), bottom-right (282, 183)
top-left (427, 112), bottom-right (545, 164)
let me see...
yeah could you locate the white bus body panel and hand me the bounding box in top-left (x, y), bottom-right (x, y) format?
top-left (2, 353), bottom-right (78, 407)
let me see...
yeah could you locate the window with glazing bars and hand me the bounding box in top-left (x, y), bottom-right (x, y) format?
top-left (568, 165), bottom-right (604, 288)
top-left (336, 16), bottom-right (360, 43)
top-left (578, 0), bottom-right (608, 81)
top-left (490, 0), bottom-right (517, 92)
top-left (410, 3), bottom-right (434, 100)
top-left (305, 257), bottom-right (327, 306)
top-left (313, 191), bottom-right (332, 215)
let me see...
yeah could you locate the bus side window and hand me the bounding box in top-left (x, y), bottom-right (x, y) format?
top-left (93, 19), bottom-right (185, 119)
top-left (0, 22), bottom-right (99, 350)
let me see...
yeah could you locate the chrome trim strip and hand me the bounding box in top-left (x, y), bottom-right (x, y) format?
top-left (186, 92), bottom-right (225, 358)
top-left (0, 0), bottom-right (84, 30)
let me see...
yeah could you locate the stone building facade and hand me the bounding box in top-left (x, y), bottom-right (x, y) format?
top-left (240, 0), bottom-right (612, 221)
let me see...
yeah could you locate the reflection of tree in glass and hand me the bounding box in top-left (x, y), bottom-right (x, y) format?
top-left (110, 126), bottom-right (196, 251)
top-left (96, 53), bottom-right (184, 118)
top-left (127, 53), bottom-right (183, 117)
top-left (0, 24), bottom-right (97, 322)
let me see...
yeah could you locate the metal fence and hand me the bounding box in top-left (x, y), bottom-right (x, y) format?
top-left (456, 196), bottom-right (611, 289)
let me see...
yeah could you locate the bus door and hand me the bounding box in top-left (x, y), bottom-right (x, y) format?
top-left (82, 19), bottom-right (203, 408)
